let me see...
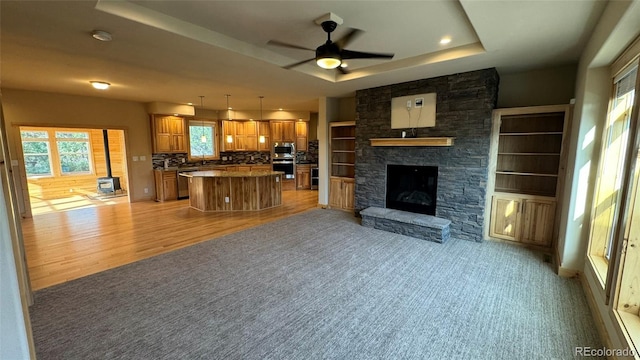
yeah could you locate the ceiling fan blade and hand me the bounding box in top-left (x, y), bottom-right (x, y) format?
top-left (267, 40), bottom-right (315, 52)
top-left (283, 58), bottom-right (315, 69)
top-left (335, 28), bottom-right (363, 49)
top-left (341, 49), bottom-right (394, 60)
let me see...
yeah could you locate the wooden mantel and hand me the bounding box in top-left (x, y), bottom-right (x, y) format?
top-left (369, 137), bottom-right (455, 147)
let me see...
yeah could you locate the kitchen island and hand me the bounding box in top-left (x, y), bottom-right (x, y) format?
top-left (181, 170), bottom-right (283, 212)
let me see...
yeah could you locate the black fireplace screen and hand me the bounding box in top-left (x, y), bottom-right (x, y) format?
top-left (386, 164), bottom-right (437, 216)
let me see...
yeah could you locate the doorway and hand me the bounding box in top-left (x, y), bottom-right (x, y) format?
top-left (17, 126), bottom-right (129, 215)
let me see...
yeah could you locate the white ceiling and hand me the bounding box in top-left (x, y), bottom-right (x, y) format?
top-left (0, 0), bottom-right (607, 112)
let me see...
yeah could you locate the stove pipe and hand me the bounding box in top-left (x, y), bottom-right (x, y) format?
top-left (103, 129), bottom-right (112, 178)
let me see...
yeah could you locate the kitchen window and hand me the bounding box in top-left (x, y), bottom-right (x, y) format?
top-left (189, 120), bottom-right (218, 160)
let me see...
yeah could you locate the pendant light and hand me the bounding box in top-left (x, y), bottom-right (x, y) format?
top-left (225, 94), bottom-right (233, 143)
top-left (199, 96), bottom-right (207, 143)
top-left (225, 94), bottom-right (232, 120)
top-left (258, 96), bottom-right (266, 144)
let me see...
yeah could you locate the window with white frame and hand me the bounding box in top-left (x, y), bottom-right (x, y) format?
top-left (56, 131), bottom-right (92, 174)
top-left (20, 130), bottom-right (53, 177)
top-left (20, 127), bottom-right (94, 177)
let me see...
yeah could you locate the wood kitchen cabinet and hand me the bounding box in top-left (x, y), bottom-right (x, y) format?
top-left (296, 164), bottom-right (311, 190)
top-left (222, 121), bottom-right (259, 151)
top-left (271, 121), bottom-right (295, 143)
top-left (151, 115), bottom-right (186, 153)
top-left (258, 121), bottom-right (271, 151)
top-left (329, 177), bottom-right (354, 211)
top-left (154, 170), bottom-right (178, 201)
top-left (295, 121), bottom-right (308, 151)
top-left (235, 121), bottom-right (258, 151)
top-left (489, 194), bottom-right (556, 247)
top-left (221, 120), bottom-right (234, 151)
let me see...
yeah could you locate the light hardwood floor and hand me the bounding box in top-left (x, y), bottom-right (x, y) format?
top-left (21, 190), bottom-right (320, 290)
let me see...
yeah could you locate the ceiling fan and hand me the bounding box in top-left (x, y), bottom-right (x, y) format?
top-left (267, 15), bottom-right (394, 74)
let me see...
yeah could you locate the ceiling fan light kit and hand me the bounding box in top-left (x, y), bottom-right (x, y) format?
top-left (268, 13), bottom-right (394, 73)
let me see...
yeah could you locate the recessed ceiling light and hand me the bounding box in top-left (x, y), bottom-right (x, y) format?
top-left (90, 81), bottom-right (110, 90)
top-left (91, 30), bottom-right (112, 42)
top-left (278, 108), bottom-right (283, 111)
top-left (340, 62), bottom-right (348, 68)
top-left (187, 102), bottom-right (193, 106)
top-left (440, 37), bottom-right (452, 45)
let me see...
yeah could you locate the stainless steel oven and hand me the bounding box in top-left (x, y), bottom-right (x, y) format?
top-left (272, 159), bottom-right (294, 179)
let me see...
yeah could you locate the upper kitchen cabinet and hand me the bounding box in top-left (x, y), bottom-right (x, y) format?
top-left (258, 121), bottom-right (271, 151)
top-left (295, 121), bottom-right (308, 151)
top-left (271, 121), bottom-right (295, 143)
top-left (222, 120), bottom-right (262, 151)
top-left (151, 115), bottom-right (186, 153)
top-left (235, 121), bottom-right (258, 151)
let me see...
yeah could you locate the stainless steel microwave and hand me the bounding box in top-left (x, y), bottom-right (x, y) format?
top-left (273, 142), bottom-right (295, 158)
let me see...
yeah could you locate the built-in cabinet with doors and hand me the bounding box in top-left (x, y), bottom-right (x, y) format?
top-left (329, 121), bottom-right (356, 211)
top-left (486, 105), bottom-right (571, 248)
top-left (151, 115), bottom-right (187, 153)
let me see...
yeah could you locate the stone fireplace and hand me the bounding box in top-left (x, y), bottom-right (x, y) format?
top-left (354, 68), bottom-right (499, 242)
top-left (386, 164), bottom-right (437, 216)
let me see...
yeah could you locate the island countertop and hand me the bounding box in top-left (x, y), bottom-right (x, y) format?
top-left (180, 170), bottom-right (284, 178)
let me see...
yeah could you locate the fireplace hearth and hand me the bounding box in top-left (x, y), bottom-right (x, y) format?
top-left (386, 164), bottom-right (437, 216)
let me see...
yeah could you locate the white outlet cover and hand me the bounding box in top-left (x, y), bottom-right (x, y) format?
top-left (140, 155), bottom-right (146, 161)
top-left (132, 156), bottom-right (139, 162)
top-left (225, 196), bottom-right (230, 203)
top-left (276, 177), bottom-right (279, 182)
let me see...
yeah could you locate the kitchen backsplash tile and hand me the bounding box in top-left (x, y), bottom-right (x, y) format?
top-left (153, 151), bottom-right (271, 169)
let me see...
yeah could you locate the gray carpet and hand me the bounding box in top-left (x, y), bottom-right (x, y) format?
top-left (30, 209), bottom-right (602, 359)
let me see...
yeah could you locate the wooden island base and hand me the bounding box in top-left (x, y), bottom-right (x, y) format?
top-left (184, 170), bottom-right (283, 212)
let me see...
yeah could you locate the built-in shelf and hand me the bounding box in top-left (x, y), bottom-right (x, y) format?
top-left (370, 137), bottom-right (455, 147)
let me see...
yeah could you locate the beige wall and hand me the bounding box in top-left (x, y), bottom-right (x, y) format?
top-left (497, 65), bottom-right (577, 108)
top-left (1, 89), bottom-right (155, 209)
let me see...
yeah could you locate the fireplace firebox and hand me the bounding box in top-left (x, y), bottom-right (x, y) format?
top-left (386, 165), bottom-right (437, 216)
